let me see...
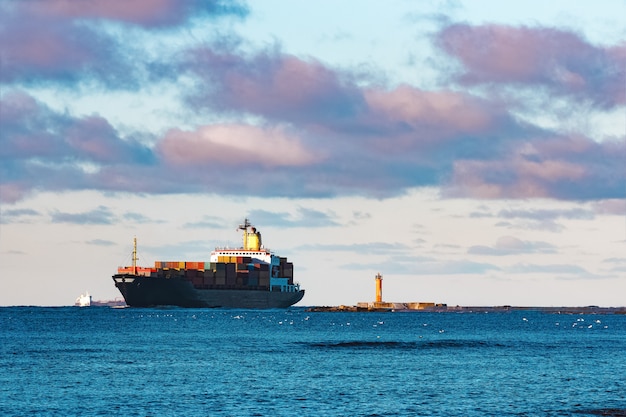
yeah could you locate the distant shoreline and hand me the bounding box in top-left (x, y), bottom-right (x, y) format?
top-left (305, 305), bottom-right (626, 314)
top-left (2, 305), bottom-right (625, 314)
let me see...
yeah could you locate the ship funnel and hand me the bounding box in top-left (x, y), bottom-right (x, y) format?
top-left (246, 229), bottom-right (262, 250)
top-left (239, 218), bottom-right (262, 250)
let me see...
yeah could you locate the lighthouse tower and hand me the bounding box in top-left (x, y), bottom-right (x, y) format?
top-left (375, 273), bottom-right (383, 303)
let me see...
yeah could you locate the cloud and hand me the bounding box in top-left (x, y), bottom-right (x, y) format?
top-left (180, 46), bottom-right (543, 196)
top-left (50, 206), bottom-right (116, 225)
top-left (86, 239), bottom-right (116, 246)
top-left (602, 258), bottom-right (626, 273)
top-left (179, 44), bottom-right (625, 201)
top-left (1, 14), bottom-right (623, 205)
top-left (468, 236), bottom-right (556, 256)
top-left (3, 82), bottom-right (622, 203)
top-left (0, 183), bottom-right (30, 204)
top-left (496, 207), bottom-right (594, 221)
top-left (592, 199), bottom-right (626, 216)
top-left (298, 242), bottom-right (410, 255)
top-left (3, 208), bottom-right (40, 217)
top-left (436, 23), bottom-right (626, 108)
top-left (492, 207), bottom-right (594, 232)
top-left (447, 134), bottom-right (625, 200)
top-left (363, 85), bottom-right (509, 143)
top-left (123, 212), bottom-right (157, 224)
top-left (0, 0), bottom-right (246, 85)
top-left (18, 0), bottom-right (248, 28)
top-left (0, 91), bottom-right (155, 202)
top-left (183, 216), bottom-right (225, 229)
top-left (248, 208), bottom-right (341, 228)
top-left (506, 263), bottom-right (589, 274)
top-left (185, 47), bottom-right (521, 147)
top-left (185, 49), bottom-right (366, 128)
top-left (0, 208), bottom-right (41, 224)
top-left (157, 124), bottom-right (321, 168)
top-left (2, 249), bottom-right (26, 256)
top-left (419, 259), bottom-right (501, 275)
top-left (341, 259), bottom-right (500, 275)
top-left (1, 91), bottom-right (154, 165)
top-left (0, 6), bottom-right (133, 86)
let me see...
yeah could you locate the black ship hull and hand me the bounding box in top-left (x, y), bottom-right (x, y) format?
top-left (113, 274), bottom-right (305, 308)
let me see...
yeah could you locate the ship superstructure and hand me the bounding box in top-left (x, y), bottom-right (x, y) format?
top-left (75, 292), bottom-right (92, 307)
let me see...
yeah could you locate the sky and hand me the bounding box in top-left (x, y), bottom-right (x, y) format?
top-left (0, 0), bottom-right (625, 307)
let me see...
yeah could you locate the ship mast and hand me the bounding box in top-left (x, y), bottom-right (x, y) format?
top-left (132, 237), bottom-right (138, 275)
top-left (238, 218), bottom-right (251, 250)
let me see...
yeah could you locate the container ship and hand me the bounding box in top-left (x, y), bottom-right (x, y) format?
top-left (112, 219), bottom-right (304, 308)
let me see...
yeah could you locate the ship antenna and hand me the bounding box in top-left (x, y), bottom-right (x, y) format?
top-left (132, 237), bottom-right (138, 275)
top-left (238, 218), bottom-right (251, 250)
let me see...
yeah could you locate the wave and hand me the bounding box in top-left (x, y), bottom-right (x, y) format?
top-left (301, 339), bottom-right (510, 350)
top-left (575, 409), bottom-right (626, 417)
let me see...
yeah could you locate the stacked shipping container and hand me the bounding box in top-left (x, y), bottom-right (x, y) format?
top-left (118, 257), bottom-right (294, 291)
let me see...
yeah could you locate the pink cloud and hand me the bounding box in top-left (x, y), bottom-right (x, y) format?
top-left (0, 91), bottom-right (39, 125)
top-left (187, 48), bottom-right (520, 162)
top-left (529, 135), bottom-right (595, 156)
top-left (450, 159), bottom-right (554, 199)
top-left (1, 18), bottom-right (101, 78)
top-left (592, 199), bottom-right (626, 216)
top-left (1, 91), bottom-right (67, 159)
top-left (11, 0), bottom-right (244, 28)
top-left (64, 117), bottom-right (132, 163)
top-left (454, 156), bottom-right (587, 198)
top-left (0, 7), bottom-right (122, 84)
top-left (363, 85), bottom-right (505, 144)
top-left (26, 0), bottom-right (186, 27)
top-left (186, 50), bottom-right (364, 126)
top-left (447, 133), bottom-right (624, 200)
top-left (436, 24), bottom-right (625, 107)
top-left (0, 183), bottom-right (30, 204)
top-left (157, 124), bottom-right (322, 168)
top-left (0, 90), bottom-right (156, 205)
top-left (0, 0), bottom-right (245, 84)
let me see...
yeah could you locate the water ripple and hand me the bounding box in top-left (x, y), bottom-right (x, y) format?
top-left (301, 339), bottom-right (510, 350)
top-left (575, 409), bottom-right (626, 417)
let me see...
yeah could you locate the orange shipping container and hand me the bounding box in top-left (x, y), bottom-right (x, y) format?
top-left (186, 261), bottom-right (203, 270)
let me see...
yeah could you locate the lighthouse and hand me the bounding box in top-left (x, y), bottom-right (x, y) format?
top-left (375, 273), bottom-right (383, 303)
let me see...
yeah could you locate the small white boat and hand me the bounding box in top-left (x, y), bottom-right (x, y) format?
top-left (75, 292), bottom-right (92, 307)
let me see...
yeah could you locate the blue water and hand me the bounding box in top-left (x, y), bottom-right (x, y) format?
top-left (1, 308), bottom-right (625, 416)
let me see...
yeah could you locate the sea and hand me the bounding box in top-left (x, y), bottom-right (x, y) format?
top-left (1, 307), bottom-right (625, 417)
